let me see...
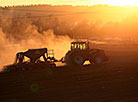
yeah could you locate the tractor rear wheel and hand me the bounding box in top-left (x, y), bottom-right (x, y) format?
top-left (65, 51), bottom-right (85, 66)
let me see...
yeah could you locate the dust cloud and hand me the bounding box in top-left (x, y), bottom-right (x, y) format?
top-left (0, 16), bottom-right (72, 71)
top-left (1, 5), bottom-right (138, 71)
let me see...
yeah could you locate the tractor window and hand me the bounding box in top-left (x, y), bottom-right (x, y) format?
top-left (71, 42), bottom-right (89, 50)
top-left (83, 44), bottom-right (86, 50)
top-left (71, 43), bottom-right (78, 50)
top-left (71, 43), bottom-right (87, 50)
top-left (71, 43), bottom-right (75, 50)
top-left (80, 44), bottom-right (83, 50)
top-left (75, 44), bottom-right (79, 49)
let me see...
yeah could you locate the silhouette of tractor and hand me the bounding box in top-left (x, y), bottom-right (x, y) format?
top-left (3, 48), bottom-right (57, 72)
top-left (2, 41), bottom-right (109, 72)
top-left (64, 41), bottom-right (108, 66)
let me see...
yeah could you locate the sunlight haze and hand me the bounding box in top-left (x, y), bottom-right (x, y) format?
top-left (1, 0), bottom-right (138, 6)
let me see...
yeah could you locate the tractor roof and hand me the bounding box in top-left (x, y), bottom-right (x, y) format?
top-left (71, 41), bottom-right (88, 44)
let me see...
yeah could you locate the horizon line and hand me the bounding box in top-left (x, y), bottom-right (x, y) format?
top-left (1, 3), bottom-right (138, 8)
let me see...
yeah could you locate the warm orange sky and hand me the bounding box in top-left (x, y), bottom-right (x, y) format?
top-left (1, 0), bottom-right (138, 6)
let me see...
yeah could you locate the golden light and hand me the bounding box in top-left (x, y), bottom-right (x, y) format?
top-left (1, 0), bottom-right (138, 7)
top-left (98, 0), bottom-right (138, 6)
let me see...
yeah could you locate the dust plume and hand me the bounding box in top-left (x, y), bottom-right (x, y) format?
top-left (1, 5), bottom-right (138, 71)
top-left (0, 16), bottom-right (72, 71)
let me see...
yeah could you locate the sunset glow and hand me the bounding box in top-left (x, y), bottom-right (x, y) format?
top-left (103, 0), bottom-right (138, 6)
top-left (1, 0), bottom-right (138, 6)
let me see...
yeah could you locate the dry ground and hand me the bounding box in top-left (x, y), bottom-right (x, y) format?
top-left (0, 44), bottom-right (138, 102)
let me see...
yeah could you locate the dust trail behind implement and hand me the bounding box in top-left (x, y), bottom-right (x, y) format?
top-left (0, 29), bottom-right (72, 71)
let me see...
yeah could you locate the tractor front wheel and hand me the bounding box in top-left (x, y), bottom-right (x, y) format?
top-left (90, 53), bottom-right (104, 65)
top-left (93, 54), bottom-right (104, 64)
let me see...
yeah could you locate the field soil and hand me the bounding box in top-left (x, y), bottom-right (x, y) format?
top-left (1, 43), bottom-right (138, 102)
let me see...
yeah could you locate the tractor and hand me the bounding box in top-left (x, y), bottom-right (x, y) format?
top-left (64, 41), bottom-right (108, 66)
top-left (3, 48), bottom-right (57, 72)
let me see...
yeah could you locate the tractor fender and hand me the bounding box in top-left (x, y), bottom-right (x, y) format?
top-left (89, 49), bottom-right (100, 59)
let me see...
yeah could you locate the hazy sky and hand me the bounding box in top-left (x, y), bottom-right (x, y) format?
top-left (0, 0), bottom-right (138, 6)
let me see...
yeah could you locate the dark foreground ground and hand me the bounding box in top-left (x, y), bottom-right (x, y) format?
top-left (1, 44), bottom-right (138, 102)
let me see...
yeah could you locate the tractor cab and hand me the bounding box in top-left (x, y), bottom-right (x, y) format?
top-left (71, 41), bottom-right (89, 51)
